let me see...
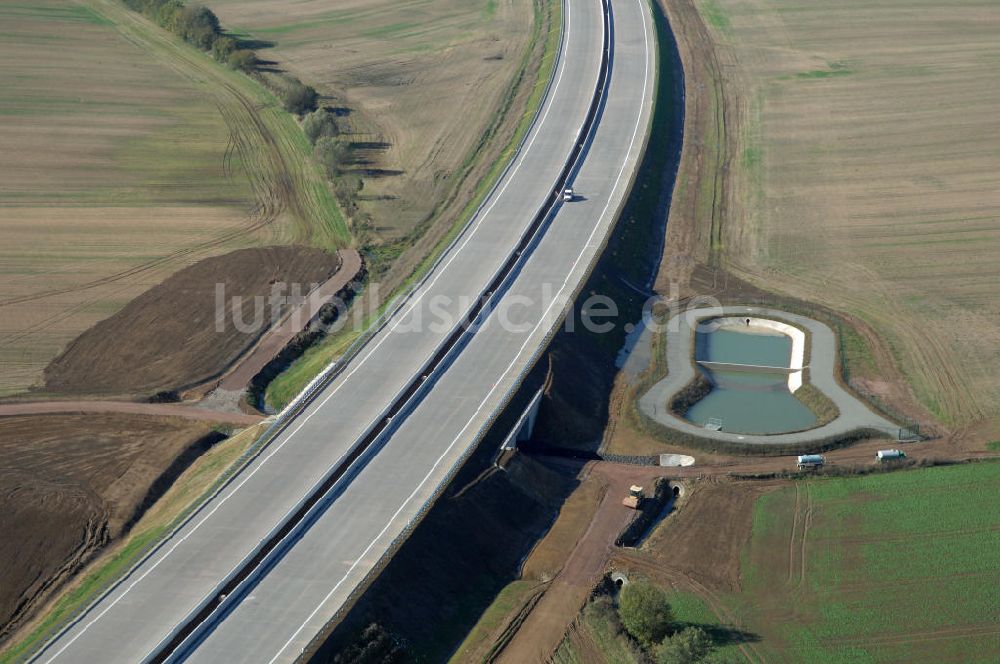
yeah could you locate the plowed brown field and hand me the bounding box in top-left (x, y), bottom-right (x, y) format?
top-left (0, 413), bottom-right (219, 640)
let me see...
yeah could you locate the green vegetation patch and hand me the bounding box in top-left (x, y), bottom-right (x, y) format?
top-left (743, 463), bottom-right (1000, 663)
top-left (796, 62), bottom-right (853, 79)
top-left (699, 0), bottom-right (731, 34)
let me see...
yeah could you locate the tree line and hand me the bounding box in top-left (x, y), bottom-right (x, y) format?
top-left (120, 0), bottom-right (359, 213)
top-left (121, 0), bottom-right (322, 116)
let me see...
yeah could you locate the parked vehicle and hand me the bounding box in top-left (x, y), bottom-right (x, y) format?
top-left (623, 484), bottom-right (644, 509)
top-left (797, 454), bottom-right (825, 469)
top-left (876, 449), bottom-right (906, 462)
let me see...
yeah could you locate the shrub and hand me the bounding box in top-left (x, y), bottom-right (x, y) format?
top-left (175, 5), bottom-right (221, 49)
top-left (314, 137), bottom-right (348, 177)
top-left (333, 173), bottom-right (364, 210)
top-left (154, 0), bottom-right (184, 30)
top-left (302, 109), bottom-right (339, 144)
top-left (656, 627), bottom-right (713, 664)
top-left (618, 580), bottom-right (674, 647)
top-left (212, 36), bottom-right (237, 62)
top-left (281, 81), bottom-right (319, 115)
top-left (228, 49), bottom-right (258, 73)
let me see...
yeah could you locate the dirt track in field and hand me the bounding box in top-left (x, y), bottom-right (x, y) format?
top-left (216, 249), bottom-right (362, 392)
top-left (1, 247), bottom-right (361, 420)
top-left (0, 402), bottom-right (262, 426)
top-left (0, 0), bottom-right (352, 397)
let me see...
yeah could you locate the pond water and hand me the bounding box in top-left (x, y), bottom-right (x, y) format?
top-left (686, 327), bottom-right (817, 434)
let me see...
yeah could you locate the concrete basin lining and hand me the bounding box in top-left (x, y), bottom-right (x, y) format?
top-left (659, 453), bottom-right (695, 467)
top-left (698, 316), bottom-right (806, 392)
top-left (638, 306), bottom-right (898, 445)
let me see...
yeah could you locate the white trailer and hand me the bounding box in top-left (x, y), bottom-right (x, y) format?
top-left (797, 454), bottom-right (825, 469)
top-left (876, 449), bottom-right (906, 461)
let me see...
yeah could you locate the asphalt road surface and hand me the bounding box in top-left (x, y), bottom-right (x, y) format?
top-left (29, 0), bottom-right (654, 661)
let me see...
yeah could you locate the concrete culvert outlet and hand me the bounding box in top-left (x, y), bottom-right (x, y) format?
top-left (610, 572), bottom-right (629, 589)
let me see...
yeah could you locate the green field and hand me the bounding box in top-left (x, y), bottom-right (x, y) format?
top-left (737, 463), bottom-right (1000, 662)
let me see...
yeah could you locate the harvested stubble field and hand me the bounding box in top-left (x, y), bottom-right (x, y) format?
top-left (206, 0), bottom-right (539, 261)
top-left (0, 0), bottom-right (348, 398)
top-left (618, 464), bottom-right (1000, 663)
top-left (663, 0), bottom-right (1000, 429)
top-left (0, 413), bottom-right (219, 641)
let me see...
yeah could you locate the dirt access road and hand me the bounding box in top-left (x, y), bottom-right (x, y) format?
top-left (496, 462), bottom-right (671, 663)
top-left (0, 402), bottom-right (262, 426)
top-left (493, 431), bottom-right (995, 661)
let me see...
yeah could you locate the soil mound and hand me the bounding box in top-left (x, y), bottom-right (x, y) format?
top-left (43, 246), bottom-right (341, 397)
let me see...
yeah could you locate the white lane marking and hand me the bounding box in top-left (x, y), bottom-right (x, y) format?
top-left (265, 0), bottom-right (652, 661)
top-left (38, 5), bottom-right (583, 664)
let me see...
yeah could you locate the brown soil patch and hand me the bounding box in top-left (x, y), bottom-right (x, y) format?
top-left (521, 465), bottom-right (609, 582)
top-left (41, 246), bottom-right (342, 398)
top-left (616, 477), bottom-right (775, 595)
top-left (0, 413), bottom-right (219, 639)
top-left (214, 249), bottom-right (362, 393)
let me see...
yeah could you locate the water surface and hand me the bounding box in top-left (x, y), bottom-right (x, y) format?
top-left (687, 326), bottom-right (816, 434)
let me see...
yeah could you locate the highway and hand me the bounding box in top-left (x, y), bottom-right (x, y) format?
top-left (28, 0), bottom-right (654, 661)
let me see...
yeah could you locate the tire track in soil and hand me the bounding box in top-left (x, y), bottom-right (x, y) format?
top-left (566, 620), bottom-right (608, 664)
top-left (798, 483), bottom-right (813, 592)
top-left (0, 89), bottom-right (280, 309)
top-left (786, 483), bottom-right (801, 586)
top-left (832, 623), bottom-right (1000, 648)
